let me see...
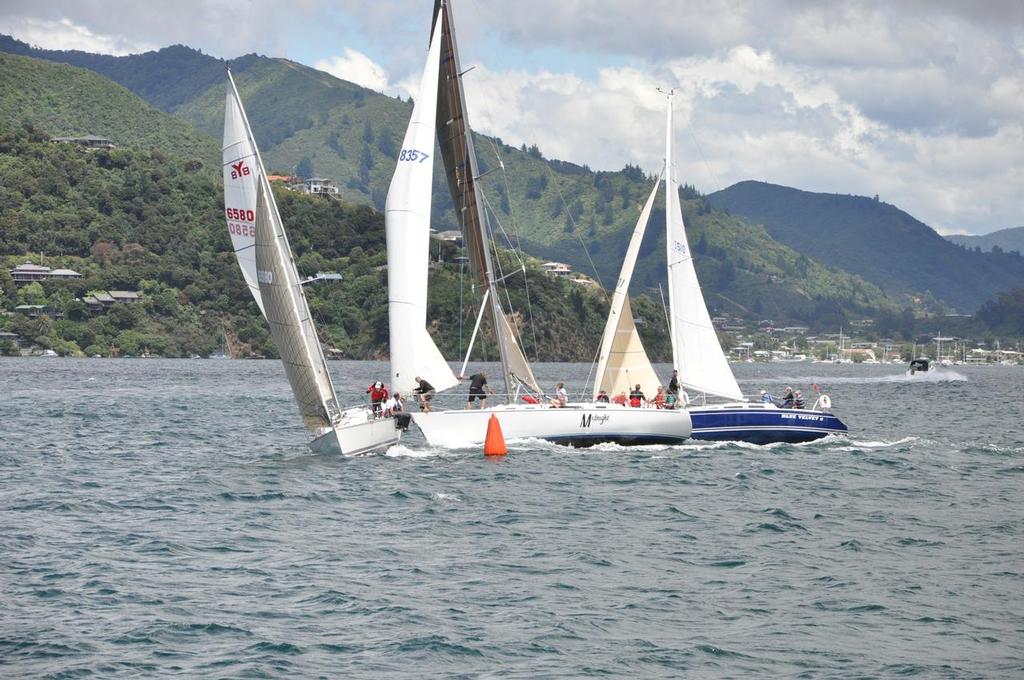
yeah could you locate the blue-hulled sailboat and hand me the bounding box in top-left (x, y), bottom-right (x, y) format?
top-left (592, 90), bottom-right (847, 444)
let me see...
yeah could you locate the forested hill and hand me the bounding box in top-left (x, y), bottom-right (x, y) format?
top-left (946, 226), bottom-right (1024, 255)
top-left (0, 52), bottom-right (218, 166)
top-left (0, 125), bottom-right (627, 361)
top-left (707, 181), bottom-right (1024, 313)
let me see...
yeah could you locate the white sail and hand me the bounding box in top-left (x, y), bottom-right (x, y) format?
top-left (385, 13), bottom-right (458, 397)
top-left (496, 309), bottom-right (542, 394)
top-left (664, 97), bottom-right (743, 401)
top-left (253, 180), bottom-right (342, 430)
top-left (593, 178), bottom-right (662, 400)
top-left (222, 72), bottom-right (266, 316)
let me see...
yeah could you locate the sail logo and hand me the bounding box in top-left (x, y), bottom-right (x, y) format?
top-left (257, 270), bottom-right (273, 285)
top-left (230, 161), bottom-right (251, 179)
top-left (581, 414), bottom-right (610, 428)
top-left (398, 148), bottom-right (431, 164)
top-left (673, 240), bottom-right (686, 255)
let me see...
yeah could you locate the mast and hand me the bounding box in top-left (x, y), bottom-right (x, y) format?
top-left (432, 0), bottom-right (534, 398)
top-left (664, 89), bottom-right (681, 372)
top-left (662, 88), bottom-right (744, 401)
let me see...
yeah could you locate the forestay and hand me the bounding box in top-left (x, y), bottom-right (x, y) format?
top-left (593, 178), bottom-right (663, 400)
top-left (222, 71), bottom-right (266, 316)
top-left (254, 181), bottom-right (342, 431)
top-left (385, 12), bottom-right (458, 397)
top-left (664, 97), bottom-right (743, 401)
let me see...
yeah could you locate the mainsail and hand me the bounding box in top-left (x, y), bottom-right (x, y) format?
top-left (664, 94), bottom-right (744, 401)
top-left (253, 180), bottom-right (342, 431)
top-left (385, 12), bottom-right (459, 397)
top-left (431, 0), bottom-right (541, 396)
top-left (592, 177), bottom-right (663, 400)
top-left (222, 70), bottom-right (267, 316)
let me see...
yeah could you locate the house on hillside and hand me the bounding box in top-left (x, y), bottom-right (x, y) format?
top-left (10, 263), bottom-right (83, 286)
top-left (79, 290), bottom-right (142, 314)
top-left (294, 177), bottom-right (340, 198)
top-left (50, 135), bottom-right (115, 150)
top-left (541, 262), bottom-right (572, 277)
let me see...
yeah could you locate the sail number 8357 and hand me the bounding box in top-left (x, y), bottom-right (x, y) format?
top-left (398, 148), bottom-right (430, 163)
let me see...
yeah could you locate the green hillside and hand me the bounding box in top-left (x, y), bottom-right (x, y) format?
top-left (0, 52), bottom-right (218, 166)
top-left (0, 36), bottom-right (225, 112)
top-left (708, 181), bottom-right (1024, 313)
top-left (0, 124), bottom-right (628, 361)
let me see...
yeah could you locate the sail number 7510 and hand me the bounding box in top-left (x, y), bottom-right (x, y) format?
top-left (398, 148), bottom-right (430, 163)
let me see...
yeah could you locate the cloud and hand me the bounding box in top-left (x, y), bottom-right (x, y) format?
top-left (0, 16), bottom-right (155, 55)
top-left (315, 48), bottom-right (390, 93)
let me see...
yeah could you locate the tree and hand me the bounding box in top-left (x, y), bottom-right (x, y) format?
top-left (296, 156), bottom-right (314, 179)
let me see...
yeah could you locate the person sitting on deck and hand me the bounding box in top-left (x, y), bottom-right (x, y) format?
top-left (793, 391), bottom-right (805, 409)
top-left (550, 382), bottom-right (568, 408)
top-left (381, 392), bottom-right (403, 418)
top-left (629, 384), bottom-right (646, 408)
top-left (651, 386), bottom-right (666, 409)
top-left (781, 386), bottom-right (795, 408)
top-left (760, 389), bottom-right (775, 404)
top-left (596, 390), bottom-right (610, 403)
top-left (612, 391), bottom-right (628, 406)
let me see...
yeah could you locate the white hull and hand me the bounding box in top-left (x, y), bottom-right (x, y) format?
top-left (308, 408), bottom-right (400, 456)
top-left (412, 402), bottom-right (691, 448)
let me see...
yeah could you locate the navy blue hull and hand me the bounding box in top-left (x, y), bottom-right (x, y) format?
top-left (689, 407), bottom-right (848, 444)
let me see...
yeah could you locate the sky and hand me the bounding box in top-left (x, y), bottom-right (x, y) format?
top-left (1, 0), bottom-right (1022, 236)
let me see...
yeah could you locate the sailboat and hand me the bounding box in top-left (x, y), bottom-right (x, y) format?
top-left (593, 90), bottom-right (847, 444)
top-left (388, 0), bottom-right (692, 448)
top-left (223, 70), bottom-right (399, 455)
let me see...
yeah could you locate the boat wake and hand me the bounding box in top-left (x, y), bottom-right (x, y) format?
top-left (748, 371), bottom-right (967, 385)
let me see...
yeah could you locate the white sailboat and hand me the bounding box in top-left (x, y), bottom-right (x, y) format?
top-left (392, 1), bottom-right (691, 448)
top-left (593, 91), bottom-right (847, 444)
top-left (223, 70), bottom-right (399, 455)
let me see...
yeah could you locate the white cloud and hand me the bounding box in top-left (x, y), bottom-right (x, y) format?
top-left (314, 48), bottom-right (390, 93)
top-left (0, 17), bottom-right (155, 55)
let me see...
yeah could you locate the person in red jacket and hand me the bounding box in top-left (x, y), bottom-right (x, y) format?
top-left (366, 381), bottom-right (388, 417)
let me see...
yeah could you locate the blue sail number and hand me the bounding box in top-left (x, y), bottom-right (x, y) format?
top-left (398, 148), bottom-right (430, 164)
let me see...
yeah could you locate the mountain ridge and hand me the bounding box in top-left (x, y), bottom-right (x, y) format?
top-left (707, 181), bottom-right (1024, 312)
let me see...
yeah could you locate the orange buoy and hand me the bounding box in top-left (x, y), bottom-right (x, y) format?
top-left (483, 414), bottom-right (508, 456)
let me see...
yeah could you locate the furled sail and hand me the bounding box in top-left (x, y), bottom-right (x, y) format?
top-left (664, 97), bottom-right (743, 401)
top-left (222, 71), bottom-right (266, 316)
top-left (385, 12), bottom-right (458, 397)
top-left (253, 180), bottom-right (342, 430)
top-left (432, 0), bottom-right (540, 395)
top-left (593, 177), bottom-right (663, 400)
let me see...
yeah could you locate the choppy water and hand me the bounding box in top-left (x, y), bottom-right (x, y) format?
top-left (2, 358), bottom-right (1023, 678)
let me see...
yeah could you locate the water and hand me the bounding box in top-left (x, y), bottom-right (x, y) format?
top-left (2, 358), bottom-right (1022, 677)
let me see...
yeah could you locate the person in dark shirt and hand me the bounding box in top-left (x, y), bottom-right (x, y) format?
top-left (781, 386), bottom-right (795, 408)
top-left (629, 384), bottom-right (646, 408)
top-left (463, 371), bottom-right (492, 409)
top-left (413, 376), bottom-right (436, 413)
top-left (668, 370), bottom-right (680, 396)
top-left (596, 390), bottom-right (610, 403)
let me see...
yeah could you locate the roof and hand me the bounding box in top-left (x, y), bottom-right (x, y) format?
top-left (91, 292), bottom-right (115, 303)
top-left (11, 263), bottom-right (50, 273)
top-left (15, 304), bottom-right (46, 310)
top-left (48, 268), bottom-right (82, 276)
top-left (108, 291), bottom-right (142, 299)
